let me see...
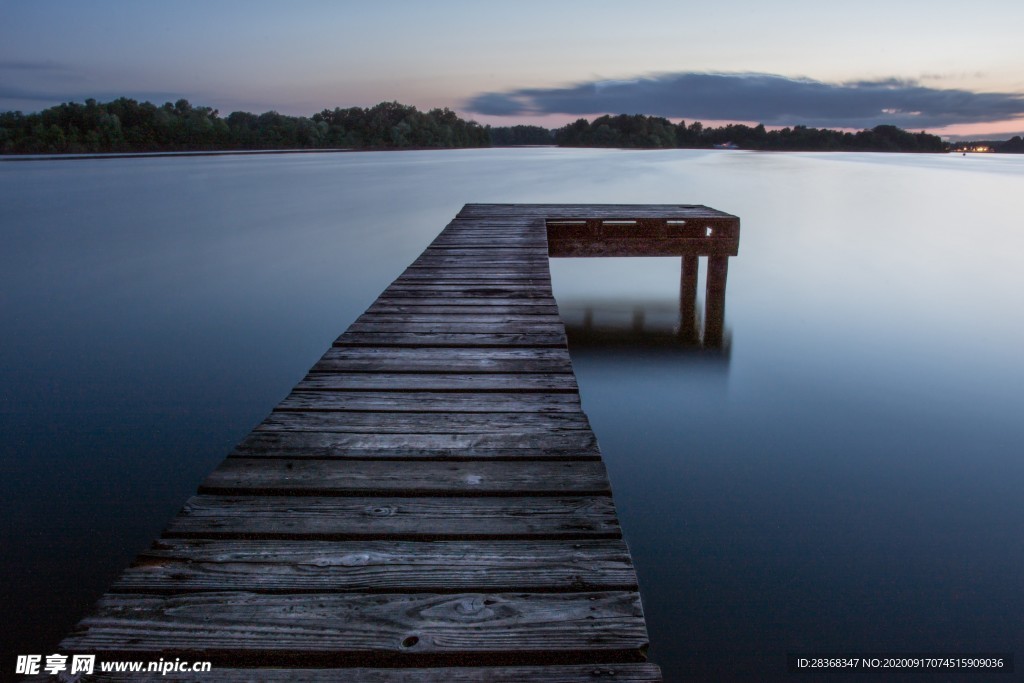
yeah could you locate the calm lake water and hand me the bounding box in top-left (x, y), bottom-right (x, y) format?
top-left (2, 148), bottom-right (1022, 681)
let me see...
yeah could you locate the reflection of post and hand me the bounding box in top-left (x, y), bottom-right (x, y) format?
top-left (704, 255), bottom-right (729, 347)
top-left (679, 254), bottom-right (699, 343)
top-left (632, 308), bottom-right (645, 333)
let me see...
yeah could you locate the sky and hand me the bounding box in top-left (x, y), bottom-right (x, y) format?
top-left (2, 0), bottom-right (1024, 139)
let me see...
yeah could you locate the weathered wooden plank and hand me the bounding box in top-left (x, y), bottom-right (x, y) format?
top-left (387, 285), bottom-right (551, 293)
top-left (430, 230), bottom-right (542, 236)
top-left (278, 390), bottom-right (581, 412)
top-left (391, 274), bottom-right (552, 282)
top-left (377, 289), bottom-right (554, 299)
top-left (400, 271), bottom-right (553, 280)
top-left (420, 243), bottom-right (543, 249)
top-left (388, 278), bottom-right (550, 287)
top-left (427, 241), bottom-right (549, 249)
top-left (200, 459), bottom-right (609, 497)
top-left (415, 245), bottom-right (543, 251)
top-left (352, 317), bottom-right (565, 331)
top-left (413, 254), bottom-right (545, 261)
top-left (412, 259), bottom-right (546, 267)
top-left (429, 225), bottom-right (537, 231)
top-left (311, 347), bottom-right (573, 374)
top-left (345, 321), bottom-right (565, 334)
top-left (364, 305), bottom-right (560, 316)
top-left (432, 235), bottom-right (542, 240)
top-left (359, 312), bottom-right (564, 323)
top-left (419, 248), bottom-right (545, 254)
top-left (336, 332), bottom-right (566, 348)
top-left (382, 285), bottom-right (554, 295)
top-left (426, 240), bottom-right (545, 246)
top-left (368, 299), bottom-right (557, 309)
top-left (365, 298), bottom-right (560, 309)
top-left (375, 296), bottom-right (556, 306)
top-left (366, 304), bottom-right (552, 317)
top-left (319, 347), bottom-right (571, 361)
top-left (458, 202), bottom-right (728, 217)
top-left (435, 225), bottom-right (542, 230)
top-left (431, 230), bottom-right (545, 236)
top-left (403, 264), bottom-right (551, 274)
top-left (407, 258), bottom-right (552, 266)
top-left (164, 495), bottom-right (620, 540)
top-left (113, 538), bottom-right (636, 593)
top-left (422, 247), bottom-right (550, 256)
top-left (392, 271), bottom-right (549, 280)
top-left (294, 372), bottom-right (578, 393)
top-left (418, 255), bottom-right (550, 264)
top-left (36, 663), bottom-right (662, 682)
top-left (440, 220), bottom-right (542, 227)
top-left (371, 297), bottom-right (557, 307)
top-left (312, 357), bottom-right (573, 374)
top-left (437, 226), bottom-right (541, 231)
top-left (441, 222), bottom-right (539, 227)
top-left (234, 430), bottom-right (599, 454)
top-left (384, 283), bottom-right (553, 292)
top-left (256, 411), bottom-right (592, 434)
top-left (400, 258), bottom-right (548, 265)
top-left (436, 224), bottom-right (542, 229)
top-left (232, 432), bottom-right (601, 460)
top-left (381, 282), bottom-right (554, 294)
top-left (431, 229), bottom-right (544, 234)
top-left (446, 218), bottom-right (543, 224)
top-left (431, 230), bottom-right (543, 235)
top-left (547, 217), bottom-right (738, 238)
top-left (392, 275), bottom-right (552, 284)
top-left (549, 238), bottom-right (738, 257)
top-left (60, 591), bottom-right (649, 666)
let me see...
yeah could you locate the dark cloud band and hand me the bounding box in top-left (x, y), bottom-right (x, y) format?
top-left (466, 72), bottom-right (1024, 129)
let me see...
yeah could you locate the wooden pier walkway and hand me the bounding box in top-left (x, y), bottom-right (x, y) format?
top-left (53, 204), bottom-right (739, 681)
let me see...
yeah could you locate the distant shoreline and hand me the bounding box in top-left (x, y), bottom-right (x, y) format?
top-left (0, 146), bottom-right (559, 162)
top-left (10, 97), bottom-right (1020, 155)
top-left (2, 97), bottom-right (986, 157)
top-left (5, 146), bottom-right (1013, 163)
top-left (0, 148), bottom-right (357, 162)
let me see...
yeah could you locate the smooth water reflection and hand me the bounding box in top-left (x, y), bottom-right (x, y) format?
top-left (2, 149), bottom-right (1022, 681)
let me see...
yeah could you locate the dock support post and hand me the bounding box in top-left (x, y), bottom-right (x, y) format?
top-left (679, 254), bottom-right (700, 343)
top-left (704, 255), bottom-right (729, 347)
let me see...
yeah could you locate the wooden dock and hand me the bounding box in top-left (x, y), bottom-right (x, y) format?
top-left (53, 204), bottom-right (739, 681)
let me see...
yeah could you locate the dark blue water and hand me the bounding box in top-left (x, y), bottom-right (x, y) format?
top-left (2, 149), bottom-right (1022, 680)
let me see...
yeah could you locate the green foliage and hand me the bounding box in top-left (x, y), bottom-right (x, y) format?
top-left (1004, 135), bottom-right (1024, 151)
top-left (553, 116), bottom-right (948, 152)
top-left (1001, 136), bottom-right (1024, 153)
top-left (1, 98), bottom-right (489, 154)
top-left (553, 114), bottom-right (677, 148)
top-left (488, 125), bottom-right (554, 146)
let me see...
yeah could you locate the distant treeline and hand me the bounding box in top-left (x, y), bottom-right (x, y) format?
top-left (5, 97), bottom-right (1015, 155)
top-left (542, 114), bottom-right (947, 152)
top-left (0, 98), bottom-right (489, 154)
top-left (952, 136), bottom-right (1024, 153)
top-left (488, 125), bottom-right (554, 146)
